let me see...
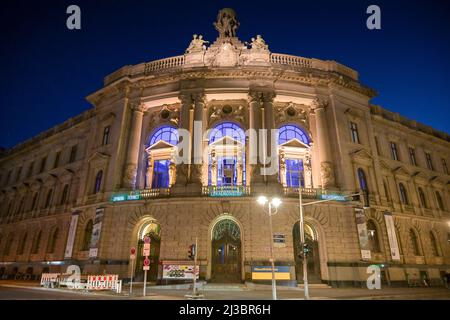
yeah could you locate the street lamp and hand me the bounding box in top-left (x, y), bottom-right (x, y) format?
top-left (257, 195), bottom-right (282, 300)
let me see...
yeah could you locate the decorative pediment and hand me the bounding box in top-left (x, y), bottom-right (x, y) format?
top-left (148, 104), bottom-right (179, 129)
top-left (392, 166), bottom-right (410, 178)
top-left (209, 136), bottom-right (243, 147)
top-left (378, 159), bottom-right (392, 172)
top-left (146, 140), bottom-right (176, 152)
top-left (274, 102), bottom-right (309, 129)
top-left (87, 151), bottom-right (110, 164)
top-left (350, 148), bottom-right (373, 160)
top-left (279, 138), bottom-right (309, 149)
top-left (208, 104), bottom-right (246, 127)
top-left (411, 171), bottom-right (430, 184)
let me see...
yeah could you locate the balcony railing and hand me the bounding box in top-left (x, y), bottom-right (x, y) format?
top-left (202, 186), bottom-right (251, 197)
top-left (283, 187), bottom-right (352, 201)
top-left (111, 188), bottom-right (170, 202)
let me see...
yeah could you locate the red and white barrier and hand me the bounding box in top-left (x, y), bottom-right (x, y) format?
top-left (87, 275), bottom-right (122, 293)
top-left (40, 273), bottom-right (60, 287)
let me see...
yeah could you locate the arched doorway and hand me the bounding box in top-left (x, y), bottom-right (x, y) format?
top-left (293, 222), bottom-right (322, 284)
top-left (211, 219), bottom-right (242, 283)
top-left (135, 221), bottom-right (161, 282)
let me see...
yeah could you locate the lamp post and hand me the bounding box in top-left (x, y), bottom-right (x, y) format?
top-left (258, 195), bottom-right (282, 300)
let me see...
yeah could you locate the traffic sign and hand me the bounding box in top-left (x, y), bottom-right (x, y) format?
top-left (143, 266), bottom-right (150, 271)
top-left (143, 243), bottom-right (150, 250)
top-left (144, 258), bottom-right (150, 266)
top-left (130, 247), bottom-right (136, 259)
top-left (143, 249), bottom-right (150, 256)
top-left (144, 236), bottom-right (151, 244)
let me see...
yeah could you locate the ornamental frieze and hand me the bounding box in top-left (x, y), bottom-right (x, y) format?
top-left (208, 103), bottom-right (247, 127)
top-left (148, 104), bottom-right (180, 130)
top-left (274, 102), bottom-right (309, 129)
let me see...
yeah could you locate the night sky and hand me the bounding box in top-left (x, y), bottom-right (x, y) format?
top-left (1, 0), bottom-right (449, 149)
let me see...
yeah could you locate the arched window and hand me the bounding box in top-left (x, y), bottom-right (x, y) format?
top-left (383, 181), bottom-right (390, 202)
top-left (367, 220), bottom-right (381, 253)
top-left (418, 188), bottom-right (428, 208)
top-left (149, 126), bottom-right (179, 146)
top-left (409, 228), bottom-right (421, 256)
top-left (278, 124), bottom-right (309, 145)
top-left (208, 122), bottom-right (246, 187)
top-left (47, 228), bottom-right (59, 254)
top-left (399, 183), bottom-right (409, 205)
top-left (208, 122), bottom-right (245, 144)
top-left (429, 231), bottom-right (440, 257)
top-left (357, 168), bottom-right (369, 192)
top-left (17, 233), bottom-right (27, 255)
top-left (31, 231), bottom-right (42, 254)
top-left (60, 185), bottom-right (69, 205)
top-left (435, 191), bottom-right (445, 211)
top-left (94, 170), bottom-right (103, 194)
top-left (82, 220), bottom-right (93, 251)
top-left (44, 189), bottom-right (53, 208)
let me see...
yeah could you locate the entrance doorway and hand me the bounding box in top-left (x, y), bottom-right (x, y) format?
top-left (211, 219), bottom-right (242, 283)
top-left (135, 221), bottom-right (161, 282)
top-left (293, 222), bottom-right (322, 284)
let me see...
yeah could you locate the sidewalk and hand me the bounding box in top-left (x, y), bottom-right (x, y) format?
top-left (1, 280), bottom-right (449, 300)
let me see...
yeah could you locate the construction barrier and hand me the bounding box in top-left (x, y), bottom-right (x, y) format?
top-left (40, 273), bottom-right (61, 288)
top-left (87, 275), bottom-right (122, 293)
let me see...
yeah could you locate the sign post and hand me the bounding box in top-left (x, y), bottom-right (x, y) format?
top-left (193, 237), bottom-right (198, 297)
top-left (129, 247), bottom-right (136, 295)
top-left (142, 236), bottom-right (151, 297)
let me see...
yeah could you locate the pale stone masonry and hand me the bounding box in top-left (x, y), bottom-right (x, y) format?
top-left (0, 9), bottom-right (449, 287)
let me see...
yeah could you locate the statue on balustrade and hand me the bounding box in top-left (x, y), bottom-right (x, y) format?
top-left (214, 8), bottom-right (239, 38)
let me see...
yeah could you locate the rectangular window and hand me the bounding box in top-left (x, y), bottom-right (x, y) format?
top-left (408, 147), bottom-right (417, 166)
top-left (442, 159), bottom-right (449, 175)
top-left (39, 157), bottom-right (47, 173)
top-left (16, 167), bottom-right (22, 182)
top-left (53, 151), bottom-right (61, 169)
top-left (102, 126), bottom-right (111, 146)
top-left (27, 162), bottom-right (34, 178)
top-left (390, 142), bottom-right (399, 161)
top-left (350, 122), bottom-right (360, 144)
top-left (374, 136), bottom-right (380, 155)
top-left (152, 160), bottom-right (170, 188)
top-left (217, 157), bottom-right (236, 186)
top-left (285, 159), bottom-right (305, 188)
top-left (69, 145), bottom-right (78, 163)
top-left (425, 152), bottom-right (434, 171)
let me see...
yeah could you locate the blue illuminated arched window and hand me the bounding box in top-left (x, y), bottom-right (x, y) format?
top-left (208, 122), bottom-right (245, 144)
top-left (278, 125), bottom-right (309, 145)
top-left (208, 122), bottom-right (246, 187)
top-left (149, 126), bottom-right (179, 146)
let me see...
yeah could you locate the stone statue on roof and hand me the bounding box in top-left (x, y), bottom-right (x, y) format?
top-left (186, 34), bottom-right (209, 53)
top-left (249, 35), bottom-right (268, 50)
top-left (214, 8), bottom-right (240, 38)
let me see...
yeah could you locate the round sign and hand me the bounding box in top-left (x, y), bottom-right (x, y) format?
top-left (144, 258), bottom-right (150, 266)
top-left (144, 236), bottom-right (151, 244)
top-left (130, 247), bottom-right (136, 255)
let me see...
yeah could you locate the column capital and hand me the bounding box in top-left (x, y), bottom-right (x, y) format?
top-left (129, 101), bottom-right (145, 113)
top-left (248, 91), bottom-right (262, 104)
top-left (178, 92), bottom-right (194, 106)
top-left (192, 92), bottom-right (207, 105)
top-left (261, 91), bottom-right (276, 103)
top-left (311, 97), bottom-right (329, 111)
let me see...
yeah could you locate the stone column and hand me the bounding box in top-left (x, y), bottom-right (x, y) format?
top-left (248, 91), bottom-right (263, 184)
top-left (145, 155), bottom-right (153, 189)
top-left (123, 102), bottom-right (144, 189)
top-left (173, 93), bottom-right (193, 187)
top-left (190, 92), bottom-right (206, 185)
top-left (312, 98), bottom-right (336, 189)
top-left (304, 148), bottom-right (313, 188)
top-left (262, 91), bottom-right (278, 183)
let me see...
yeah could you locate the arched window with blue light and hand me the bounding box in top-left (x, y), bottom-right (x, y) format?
top-left (278, 124), bottom-right (311, 188)
top-left (278, 124), bottom-right (310, 146)
top-left (146, 126), bottom-right (179, 189)
top-left (208, 122), bottom-right (246, 187)
top-left (148, 126), bottom-right (179, 147)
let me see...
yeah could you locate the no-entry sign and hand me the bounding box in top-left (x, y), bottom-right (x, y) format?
top-left (143, 257), bottom-right (150, 270)
top-left (130, 247), bottom-right (136, 259)
top-left (144, 236), bottom-right (151, 244)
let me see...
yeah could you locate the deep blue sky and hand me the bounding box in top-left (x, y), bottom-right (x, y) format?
top-left (1, 0), bottom-right (449, 149)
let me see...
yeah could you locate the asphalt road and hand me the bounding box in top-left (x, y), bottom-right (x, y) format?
top-left (1, 283), bottom-right (450, 300)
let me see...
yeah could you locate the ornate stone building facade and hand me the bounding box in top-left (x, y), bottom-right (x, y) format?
top-left (0, 9), bottom-right (449, 287)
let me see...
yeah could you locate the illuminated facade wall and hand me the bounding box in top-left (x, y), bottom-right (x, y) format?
top-left (0, 10), bottom-right (449, 286)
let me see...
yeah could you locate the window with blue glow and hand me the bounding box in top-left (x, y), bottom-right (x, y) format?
top-left (278, 125), bottom-right (309, 145)
top-left (149, 126), bottom-right (179, 146)
top-left (152, 160), bottom-right (170, 188)
top-left (208, 122), bottom-right (245, 144)
top-left (285, 159), bottom-right (305, 187)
